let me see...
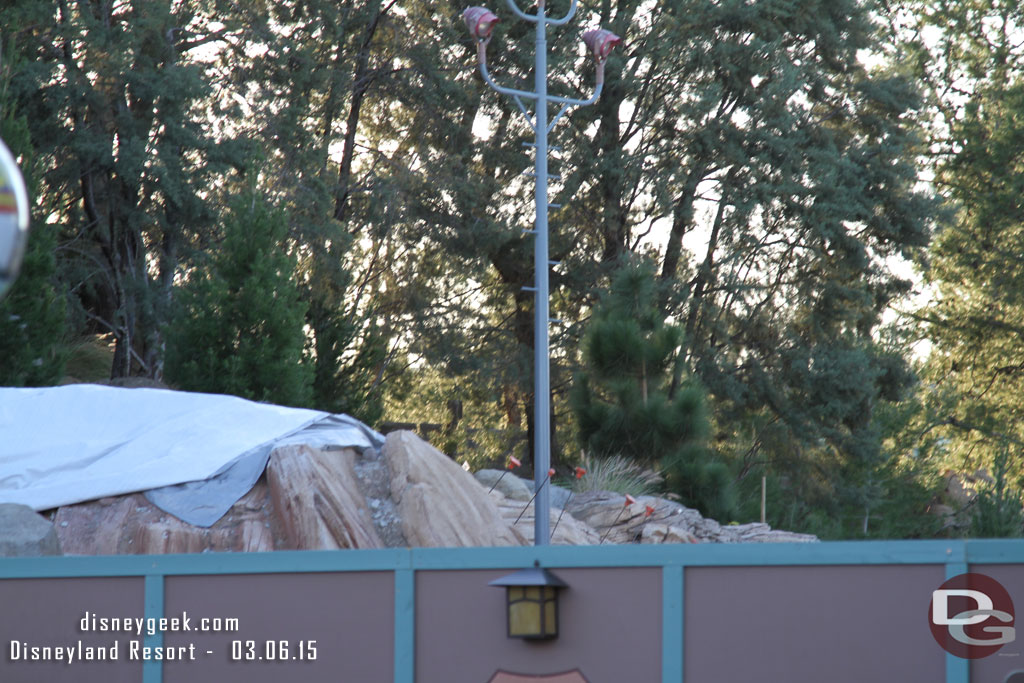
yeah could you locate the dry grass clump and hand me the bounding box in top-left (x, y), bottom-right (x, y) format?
top-left (569, 453), bottom-right (662, 496)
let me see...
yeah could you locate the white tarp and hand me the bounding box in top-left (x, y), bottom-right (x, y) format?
top-left (0, 384), bottom-right (378, 520)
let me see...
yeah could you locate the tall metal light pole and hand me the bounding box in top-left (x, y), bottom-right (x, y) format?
top-left (463, 2), bottom-right (620, 545)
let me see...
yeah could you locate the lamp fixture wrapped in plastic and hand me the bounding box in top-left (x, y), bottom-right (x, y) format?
top-left (582, 29), bottom-right (621, 61)
top-left (464, 7), bottom-right (500, 41)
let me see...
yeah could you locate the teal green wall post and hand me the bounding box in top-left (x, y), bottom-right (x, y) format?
top-left (143, 574), bottom-right (165, 683)
top-left (395, 568), bottom-right (415, 682)
top-left (945, 556), bottom-right (970, 683)
top-left (662, 564), bottom-right (684, 682)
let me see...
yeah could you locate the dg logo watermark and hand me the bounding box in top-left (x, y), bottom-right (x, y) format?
top-left (930, 572), bottom-right (1015, 659)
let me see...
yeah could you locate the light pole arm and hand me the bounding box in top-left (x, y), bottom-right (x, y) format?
top-left (503, 0), bottom-right (541, 23)
top-left (501, 0), bottom-right (577, 26)
top-left (545, 0), bottom-right (578, 26)
top-left (545, 77), bottom-right (602, 132)
top-left (477, 41), bottom-right (540, 100)
top-left (479, 44), bottom-right (606, 107)
top-left (548, 80), bottom-right (603, 107)
top-left (546, 60), bottom-right (606, 107)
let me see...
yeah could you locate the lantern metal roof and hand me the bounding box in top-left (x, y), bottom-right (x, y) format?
top-left (489, 566), bottom-right (567, 588)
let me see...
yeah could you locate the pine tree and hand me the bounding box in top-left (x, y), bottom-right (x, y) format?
top-left (0, 38), bottom-right (67, 386)
top-left (892, 0), bottom-right (1024, 477)
top-left (163, 189), bottom-right (312, 407)
top-left (571, 261), bottom-right (733, 518)
top-left (922, 81), bottom-right (1024, 475)
top-left (3, 0), bottom-right (244, 380)
top-left (383, 0), bottom-right (935, 485)
top-left (224, 0), bottom-right (412, 423)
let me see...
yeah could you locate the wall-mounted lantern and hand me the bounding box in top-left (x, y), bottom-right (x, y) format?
top-left (489, 562), bottom-right (567, 640)
top-left (0, 138), bottom-right (30, 301)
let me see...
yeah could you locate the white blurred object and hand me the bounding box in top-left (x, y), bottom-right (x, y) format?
top-left (0, 138), bottom-right (29, 300)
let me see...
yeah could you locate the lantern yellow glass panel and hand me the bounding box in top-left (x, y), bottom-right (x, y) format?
top-left (543, 593), bottom-right (557, 637)
top-left (509, 599), bottom-right (542, 637)
top-left (489, 565), bottom-right (567, 640)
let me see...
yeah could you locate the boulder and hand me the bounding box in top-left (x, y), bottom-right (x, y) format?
top-left (0, 503), bottom-right (61, 556)
top-left (49, 428), bottom-right (816, 554)
top-left (474, 469), bottom-right (533, 501)
top-left (490, 491), bottom-right (601, 546)
top-left (549, 483), bottom-right (572, 510)
top-left (566, 491), bottom-right (652, 544)
top-left (385, 431), bottom-right (524, 547)
top-left (732, 527), bottom-right (817, 543)
top-left (267, 445), bottom-right (383, 550)
top-left (474, 471), bottom-right (572, 509)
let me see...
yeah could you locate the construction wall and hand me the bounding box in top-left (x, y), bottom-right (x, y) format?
top-left (0, 541), bottom-right (1022, 683)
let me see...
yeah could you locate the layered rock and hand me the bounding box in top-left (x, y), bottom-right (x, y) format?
top-left (385, 431), bottom-right (523, 547)
top-left (55, 480), bottom-right (283, 555)
top-left (267, 445), bottom-right (383, 550)
top-left (567, 491), bottom-right (816, 544)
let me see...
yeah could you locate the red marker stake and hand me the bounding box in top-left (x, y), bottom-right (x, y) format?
top-left (598, 494), bottom-right (636, 545)
top-left (514, 468), bottom-right (555, 526)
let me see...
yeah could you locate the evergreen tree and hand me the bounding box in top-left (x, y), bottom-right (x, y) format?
top-left (223, 0), bottom-right (414, 423)
top-left (2, 0), bottom-right (244, 379)
top-left (0, 38), bottom-right (67, 386)
top-left (892, 0), bottom-right (1024, 478)
top-left (386, 0), bottom-right (934, 488)
top-left (0, 223), bottom-right (67, 387)
top-left (163, 190), bottom-right (312, 407)
top-left (970, 448), bottom-right (1024, 539)
top-left (923, 81), bottom-right (1024, 475)
top-left (571, 261), bottom-right (733, 518)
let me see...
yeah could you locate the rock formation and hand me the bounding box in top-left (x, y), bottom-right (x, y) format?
top-left (385, 431), bottom-right (523, 547)
top-left (38, 430), bottom-right (816, 556)
top-left (267, 445), bottom-right (383, 550)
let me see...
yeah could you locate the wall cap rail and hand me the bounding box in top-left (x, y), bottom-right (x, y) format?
top-left (1, 539), bottom-right (1022, 579)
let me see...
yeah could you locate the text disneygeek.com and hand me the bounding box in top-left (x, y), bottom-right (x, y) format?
top-left (5, 611), bottom-right (322, 664)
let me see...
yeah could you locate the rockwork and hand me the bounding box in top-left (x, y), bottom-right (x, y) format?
top-left (44, 430), bottom-right (815, 555)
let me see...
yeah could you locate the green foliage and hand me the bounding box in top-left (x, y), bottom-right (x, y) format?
top-left (0, 224), bottom-right (68, 386)
top-left (225, 0), bottom-right (413, 425)
top-left (4, 0), bottom-right (245, 379)
top-left (572, 262), bottom-right (699, 460)
top-left (384, 365), bottom-right (526, 468)
top-left (164, 190), bottom-right (312, 407)
top-left (970, 449), bottom-right (1024, 539)
top-left (893, 0), bottom-right (1024, 496)
top-left (0, 53), bottom-right (68, 386)
top-left (571, 260), bottom-right (733, 518)
top-left (918, 78), bottom-right (1024, 474)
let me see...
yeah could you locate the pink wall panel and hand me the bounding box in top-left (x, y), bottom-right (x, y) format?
top-left (415, 567), bottom-right (661, 683)
top-left (685, 564), bottom-right (946, 682)
top-left (0, 576), bottom-right (144, 683)
top-left (162, 572), bottom-right (394, 683)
